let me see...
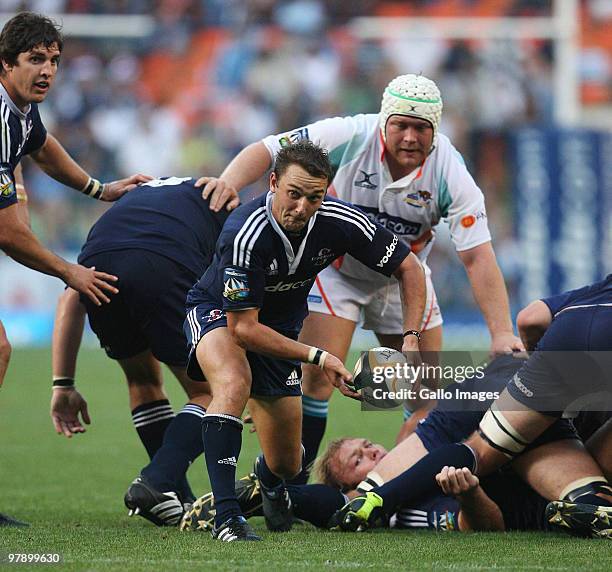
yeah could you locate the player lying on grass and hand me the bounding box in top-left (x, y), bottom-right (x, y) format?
top-left (181, 354), bottom-right (611, 534)
top-left (50, 177), bottom-right (238, 519)
top-left (139, 140), bottom-right (426, 542)
top-left (334, 277), bottom-right (612, 538)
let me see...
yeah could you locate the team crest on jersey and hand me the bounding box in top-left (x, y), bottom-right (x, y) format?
top-left (354, 170), bottom-right (378, 190)
top-left (404, 190), bottom-right (432, 208)
top-left (279, 128), bottom-right (310, 148)
top-left (311, 248), bottom-right (335, 266)
top-left (0, 165), bottom-right (14, 197)
top-left (223, 269), bottom-right (249, 301)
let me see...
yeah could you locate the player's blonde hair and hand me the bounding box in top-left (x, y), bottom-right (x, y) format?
top-left (380, 73), bottom-right (443, 151)
top-left (313, 437), bottom-right (352, 490)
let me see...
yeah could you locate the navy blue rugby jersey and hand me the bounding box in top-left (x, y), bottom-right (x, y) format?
top-left (187, 192), bottom-right (411, 334)
top-left (78, 177), bottom-right (229, 274)
top-left (0, 82), bottom-right (47, 210)
top-left (541, 274), bottom-right (612, 317)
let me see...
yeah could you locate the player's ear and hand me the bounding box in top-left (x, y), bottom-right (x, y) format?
top-left (269, 171), bottom-right (278, 193)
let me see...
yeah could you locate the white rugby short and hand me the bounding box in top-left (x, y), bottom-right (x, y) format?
top-left (307, 263), bottom-right (442, 334)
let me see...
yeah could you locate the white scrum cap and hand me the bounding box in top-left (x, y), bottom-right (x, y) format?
top-left (379, 74), bottom-right (443, 151)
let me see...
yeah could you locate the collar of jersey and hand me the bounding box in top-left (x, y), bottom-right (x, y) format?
top-left (265, 191), bottom-right (318, 276)
top-left (0, 81), bottom-right (30, 119)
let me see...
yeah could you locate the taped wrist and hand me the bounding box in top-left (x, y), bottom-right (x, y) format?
top-left (52, 376), bottom-right (75, 388)
top-left (81, 177), bottom-right (104, 200)
top-left (307, 347), bottom-right (328, 369)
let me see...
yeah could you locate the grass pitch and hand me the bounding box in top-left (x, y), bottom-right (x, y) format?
top-left (1, 348), bottom-right (611, 571)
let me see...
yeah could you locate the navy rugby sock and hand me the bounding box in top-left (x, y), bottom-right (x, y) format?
top-left (287, 484), bottom-right (346, 528)
top-left (131, 399), bottom-right (174, 459)
top-left (375, 443), bottom-right (476, 515)
top-left (202, 414), bottom-right (243, 526)
top-left (288, 397), bottom-right (328, 485)
top-left (141, 403), bottom-right (206, 502)
top-left (256, 454), bottom-right (283, 489)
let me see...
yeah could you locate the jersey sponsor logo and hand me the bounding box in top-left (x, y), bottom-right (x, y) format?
top-left (377, 235), bottom-right (399, 268)
top-left (307, 294), bottom-right (322, 303)
top-left (279, 128), bottom-right (310, 148)
top-left (354, 170), bottom-right (378, 190)
top-left (359, 205), bottom-right (422, 236)
top-left (223, 269), bottom-right (250, 301)
top-left (142, 176), bottom-right (192, 188)
top-left (460, 210), bottom-right (486, 228)
top-left (311, 248), bottom-right (335, 266)
top-left (285, 369), bottom-right (301, 386)
top-left (264, 278), bottom-right (315, 292)
top-left (404, 190), bottom-right (433, 208)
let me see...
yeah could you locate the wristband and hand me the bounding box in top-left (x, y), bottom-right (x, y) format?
top-left (307, 347), bottom-right (328, 369)
top-left (80, 177), bottom-right (104, 200)
top-left (402, 329), bottom-right (421, 341)
top-left (52, 376), bottom-right (75, 388)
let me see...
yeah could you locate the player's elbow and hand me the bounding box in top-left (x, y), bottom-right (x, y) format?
top-left (0, 331), bottom-right (11, 365)
top-left (393, 252), bottom-right (423, 280)
top-left (227, 319), bottom-right (253, 349)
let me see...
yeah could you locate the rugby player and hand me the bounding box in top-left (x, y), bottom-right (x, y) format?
top-left (195, 73), bottom-right (522, 482)
top-left (335, 278), bottom-right (612, 538)
top-left (183, 354), bottom-right (610, 534)
top-left (0, 11), bottom-right (146, 526)
top-left (178, 140), bottom-right (425, 541)
top-left (50, 176), bottom-right (238, 524)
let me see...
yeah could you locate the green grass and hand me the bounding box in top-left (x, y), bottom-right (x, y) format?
top-left (1, 348), bottom-right (611, 571)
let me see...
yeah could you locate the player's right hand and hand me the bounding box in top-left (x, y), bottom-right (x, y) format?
top-left (196, 177), bottom-right (240, 212)
top-left (436, 466), bottom-right (480, 497)
top-left (323, 354), bottom-right (361, 400)
top-left (64, 264), bottom-right (118, 306)
top-left (50, 387), bottom-right (91, 438)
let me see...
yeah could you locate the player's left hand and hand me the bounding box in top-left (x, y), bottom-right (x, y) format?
top-left (101, 173), bottom-right (153, 202)
top-left (50, 387), bottom-right (91, 438)
top-left (436, 466), bottom-right (480, 497)
top-left (490, 332), bottom-right (525, 356)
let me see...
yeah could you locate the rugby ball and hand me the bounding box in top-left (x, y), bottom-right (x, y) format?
top-left (352, 347), bottom-right (412, 409)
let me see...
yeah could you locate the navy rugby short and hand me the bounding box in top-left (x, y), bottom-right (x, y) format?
top-left (184, 303), bottom-right (302, 397)
top-left (80, 250), bottom-right (196, 366)
top-left (507, 305), bottom-right (612, 415)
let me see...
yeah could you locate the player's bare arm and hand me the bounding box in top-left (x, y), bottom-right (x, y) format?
top-left (50, 288), bottom-right (91, 438)
top-left (457, 242), bottom-right (523, 354)
top-left (196, 141), bottom-right (271, 209)
top-left (0, 204), bottom-right (117, 305)
top-left (227, 308), bottom-right (357, 398)
top-left (14, 164), bottom-right (30, 227)
top-left (516, 300), bottom-right (553, 351)
top-left (29, 133), bottom-right (151, 201)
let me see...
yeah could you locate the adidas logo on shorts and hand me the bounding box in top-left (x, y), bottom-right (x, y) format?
top-left (285, 370), bottom-right (301, 386)
top-left (218, 456), bottom-right (238, 466)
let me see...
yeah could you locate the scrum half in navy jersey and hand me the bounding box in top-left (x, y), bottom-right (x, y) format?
top-left (187, 192), bottom-right (410, 336)
top-left (0, 82), bottom-right (47, 209)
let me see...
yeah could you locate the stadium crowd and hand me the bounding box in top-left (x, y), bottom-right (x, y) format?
top-left (4, 0), bottom-right (610, 316)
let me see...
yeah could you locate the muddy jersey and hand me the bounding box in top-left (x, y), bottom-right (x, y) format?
top-left (262, 114), bottom-right (491, 288)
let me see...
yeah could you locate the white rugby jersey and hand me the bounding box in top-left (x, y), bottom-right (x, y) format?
top-left (262, 114), bottom-right (491, 286)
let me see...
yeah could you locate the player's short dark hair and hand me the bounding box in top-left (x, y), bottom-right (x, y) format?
top-left (0, 12), bottom-right (63, 69)
top-left (274, 140), bottom-right (332, 183)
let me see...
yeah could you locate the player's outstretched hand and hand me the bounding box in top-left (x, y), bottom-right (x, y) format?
top-left (490, 332), bottom-right (525, 356)
top-left (51, 387), bottom-right (91, 438)
top-left (436, 466), bottom-right (479, 497)
top-left (196, 177), bottom-right (240, 212)
top-left (101, 173), bottom-right (153, 202)
top-left (64, 264), bottom-right (118, 306)
top-left (323, 354), bottom-right (360, 400)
